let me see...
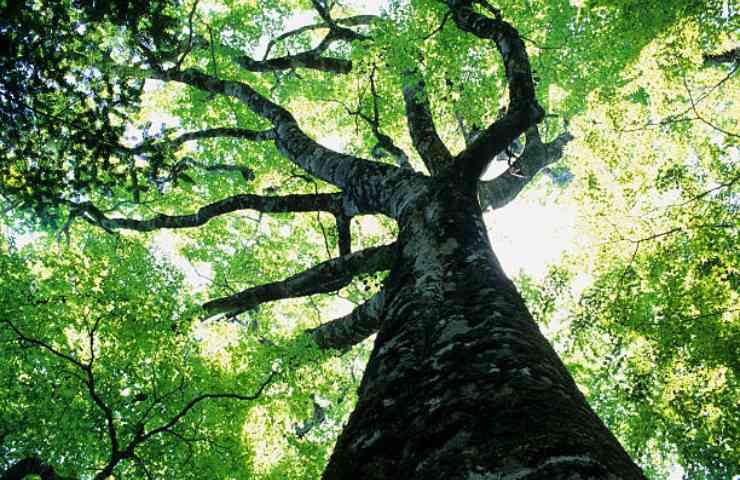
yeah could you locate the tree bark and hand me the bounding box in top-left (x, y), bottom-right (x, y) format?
top-left (322, 181), bottom-right (644, 479)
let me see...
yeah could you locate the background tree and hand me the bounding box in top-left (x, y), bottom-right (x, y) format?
top-left (1, 0), bottom-right (737, 478)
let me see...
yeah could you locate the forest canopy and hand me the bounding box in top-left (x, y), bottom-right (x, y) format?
top-left (0, 0), bottom-right (737, 479)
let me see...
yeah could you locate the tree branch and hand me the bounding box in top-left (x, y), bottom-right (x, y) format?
top-left (365, 64), bottom-right (412, 169)
top-left (238, 51), bottom-right (352, 74)
top-left (2, 319), bottom-right (120, 478)
top-left (85, 366), bottom-right (120, 462)
top-left (682, 73), bottom-right (739, 138)
top-left (3, 319), bottom-right (85, 370)
top-left (262, 15), bottom-right (377, 61)
top-left (335, 215), bottom-right (352, 255)
top-left (139, 370), bottom-right (276, 442)
top-left (703, 47), bottom-right (739, 66)
top-left (311, 0), bottom-right (336, 26)
top-left (236, 6), bottom-right (368, 74)
top-left (446, 0), bottom-right (545, 182)
top-left (402, 68), bottom-right (453, 175)
top-left (120, 127), bottom-right (276, 195)
top-left (306, 288), bottom-right (386, 350)
top-left (479, 127), bottom-right (573, 210)
top-left (338, 65), bottom-right (412, 168)
top-left (148, 67), bottom-right (408, 216)
top-left (202, 243), bottom-right (398, 318)
top-left (71, 192), bottom-right (351, 232)
top-left (238, 25), bottom-right (351, 74)
top-left (182, 158), bottom-right (256, 183)
top-left (129, 127), bottom-right (276, 155)
top-left (81, 317), bottom-right (121, 468)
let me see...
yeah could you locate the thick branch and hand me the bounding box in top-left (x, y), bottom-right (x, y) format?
top-left (307, 289), bottom-right (386, 350)
top-left (447, 1), bottom-right (545, 181)
top-left (336, 215), bottom-right (352, 256)
top-left (703, 47), bottom-right (739, 66)
top-left (479, 127), bottom-right (573, 209)
top-left (1, 457), bottom-right (75, 480)
top-left (370, 131), bottom-right (412, 169)
top-left (402, 69), bottom-right (453, 175)
top-left (152, 67), bottom-right (407, 216)
top-left (311, 0), bottom-right (336, 26)
top-left (238, 52), bottom-right (352, 74)
top-left (203, 243), bottom-right (398, 317)
top-left (72, 192), bottom-right (349, 232)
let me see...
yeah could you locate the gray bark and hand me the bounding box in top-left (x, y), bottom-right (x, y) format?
top-left (72, 193), bottom-right (353, 232)
top-left (156, 67), bottom-right (420, 218)
top-left (322, 180), bottom-right (644, 480)
top-left (307, 289), bottom-right (386, 350)
top-left (480, 128), bottom-right (574, 210)
top-left (402, 69), bottom-right (454, 175)
top-left (99, 3), bottom-right (641, 477)
top-left (203, 243), bottom-right (398, 318)
top-left (448, 1), bottom-right (545, 182)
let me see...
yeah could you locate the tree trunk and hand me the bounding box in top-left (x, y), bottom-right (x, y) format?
top-left (322, 181), bottom-right (645, 479)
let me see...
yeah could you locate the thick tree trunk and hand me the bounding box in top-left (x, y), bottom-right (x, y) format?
top-left (322, 182), bottom-right (645, 479)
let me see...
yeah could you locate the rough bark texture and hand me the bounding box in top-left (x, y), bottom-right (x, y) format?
top-left (479, 128), bottom-right (574, 210)
top-left (308, 289), bottom-right (386, 350)
top-left (45, 2), bottom-right (647, 477)
top-left (403, 70), bottom-right (454, 175)
top-left (322, 180), bottom-right (645, 480)
top-left (203, 243), bottom-right (398, 317)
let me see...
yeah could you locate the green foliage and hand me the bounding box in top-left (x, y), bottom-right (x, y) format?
top-left (0, 0), bottom-right (215, 229)
top-left (518, 42), bottom-right (738, 475)
top-left (1, 0), bottom-right (738, 477)
top-left (0, 230), bottom-right (363, 478)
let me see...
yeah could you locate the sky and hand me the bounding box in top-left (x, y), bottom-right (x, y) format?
top-left (6, 0), bottom-right (581, 293)
top-left (1, 3), bottom-right (703, 478)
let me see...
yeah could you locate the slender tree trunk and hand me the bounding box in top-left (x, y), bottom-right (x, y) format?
top-left (323, 181), bottom-right (645, 479)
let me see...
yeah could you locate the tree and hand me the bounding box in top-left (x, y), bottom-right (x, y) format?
top-left (0, 0), bottom-right (736, 478)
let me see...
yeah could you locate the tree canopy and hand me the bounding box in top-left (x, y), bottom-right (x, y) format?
top-left (0, 0), bottom-right (737, 478)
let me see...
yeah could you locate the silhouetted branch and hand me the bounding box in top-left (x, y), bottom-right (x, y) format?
top-left (70, 192), bottom-right (350, 232)
top-left (336, 215), bottom-right (352, 256)
top-left (235, 4), bottom-right (368, 74)
top-left (262, 15), bottom-right (377, 60)
top-left (203, 243), bottom-right (398, 318)
top-left (447, 0), bottom-right (545, 182)
top-left (139, 370), bottom-right (276, 442)
top-left (703, 47), bottom-right (739, 66)
top-left (307, 288), bottom-right (386, 350)
top-left (402, 67), bottom-right (453, 175)
top-left (479, 127), bottom-right (573, 209)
